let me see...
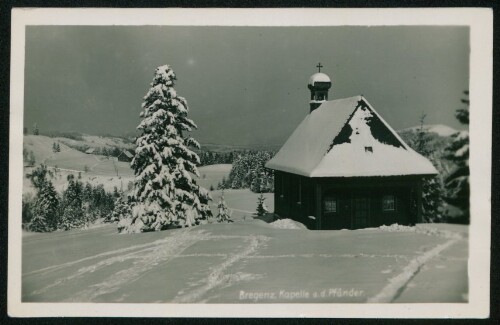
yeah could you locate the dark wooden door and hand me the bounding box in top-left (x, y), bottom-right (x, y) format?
top-left (353, 196), bottom-right (370, 229)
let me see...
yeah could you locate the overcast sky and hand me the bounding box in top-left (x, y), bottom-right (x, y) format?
top-left (24, 26), bottom-right (469, 147)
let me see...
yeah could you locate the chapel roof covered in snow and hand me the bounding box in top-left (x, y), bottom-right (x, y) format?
top-left (265, 95), bottom-right (438, 178)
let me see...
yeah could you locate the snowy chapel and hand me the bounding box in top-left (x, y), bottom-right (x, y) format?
top-left (265, 65), bottom-right (437, 230)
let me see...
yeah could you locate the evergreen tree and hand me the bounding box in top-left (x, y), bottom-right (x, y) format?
top-left (414, 114), bottom-right (444, 222)
top-left (60, 178), bottom-right (85, 230)
top-left (26, 165), bottom-right (59, 232)
top-left (31, 180), bottom-right (59, 232)
top-left (256, 193), bottom-right (268, 217)
top-left (215, 190), bottom-right (232, 223)
top-left (32, 123), bottom-right (39, 135)
top-left (125, 64), bottom-right (212, 232)
top-left (444, 90), bottom-right (470, 223)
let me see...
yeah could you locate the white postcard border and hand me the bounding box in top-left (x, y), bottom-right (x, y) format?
top-left (8, 7), bottom-right (492, 318)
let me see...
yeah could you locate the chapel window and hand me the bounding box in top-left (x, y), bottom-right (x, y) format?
top-left (324, 196), bottom-right (337, 213)
top-left (382, 195), bottom-right (396, 211)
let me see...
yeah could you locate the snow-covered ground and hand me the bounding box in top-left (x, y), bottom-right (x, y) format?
top-left (196, 164), bottom-right (232, 191)
top-left (22, 221), bottom-right (468, 303)
top-left (209, 189), bottom-right (274, 219)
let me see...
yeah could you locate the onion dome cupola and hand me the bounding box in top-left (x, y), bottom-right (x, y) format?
top-left (308, 63), bottom-right (332, 112)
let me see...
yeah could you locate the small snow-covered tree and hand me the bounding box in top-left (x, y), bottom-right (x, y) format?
top-left (215, 190), bottom-right (232, 223)
top-left (256, 193), bottom-right (268, 217)
top-left (444, 90), bottom-right (469, 224)
top-left (124, 64), bottom-right (212, 232)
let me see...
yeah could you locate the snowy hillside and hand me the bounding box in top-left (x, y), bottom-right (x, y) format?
top-left (40, 132), bottom-right (135, 151)
top-left (22, 221), bottom-right (468, 303)
top-left (400, 124), bottom-right (458, 137)
top-left (23, 135), bottom-right (135, 193)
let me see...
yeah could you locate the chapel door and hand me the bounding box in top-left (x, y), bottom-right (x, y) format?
top-left (322, 191), bottom-right (350, 230)
top-left (353, 195), bottom-right (370, 229)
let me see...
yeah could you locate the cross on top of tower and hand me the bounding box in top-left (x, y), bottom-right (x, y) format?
top-left (316, 62), bottom-right (323, 72)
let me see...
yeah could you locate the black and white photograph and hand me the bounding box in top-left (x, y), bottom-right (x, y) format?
top-left (8, 8), bottom-right (492, 318)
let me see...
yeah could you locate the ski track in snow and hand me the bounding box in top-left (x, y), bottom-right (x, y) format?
top-left (27, 229), bottom-right (209, 300)
top-left (26, 230), bottom-right (269, 302)
top-left (66, 230), bottom-right (212, 302)
top-left (249, 253), bottom-right (409, 261)
top-left (366, 237), bottom-right (460, 303)
top-left (23, 229), bottom-right (192, 277)
top-left (172, 235), bottom-right (270, 303)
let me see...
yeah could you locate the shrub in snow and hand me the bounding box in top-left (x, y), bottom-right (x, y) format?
top-left (112, 194), bottom-right (133, 223)
top-left (256, 193), bottom-right (268, 216)
top-left (444, 91), bottom-right (469, 224)
top-left (124, 64), bottom-right (212, 233)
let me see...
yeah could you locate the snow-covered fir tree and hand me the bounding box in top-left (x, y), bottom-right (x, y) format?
top-left (123, 64), bottom-right (212, 232)
top-left (256, 193), bottom-right (268, 217)
top-left (28, 166), bottom-right (59, 232)
top-left (444, 90), bottom-right (469, 224)
top-left (60, 175), bottom-right (85, 230)
top-left (414, 114), bottom-right (444, 222)
top-left (31, 182), bottom-right (59, 232)
top-left (215, 190), bottom-right (232, 223)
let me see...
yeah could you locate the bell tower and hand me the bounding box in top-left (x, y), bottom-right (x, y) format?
top-left (308, 63), bottom-right (332, 112)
